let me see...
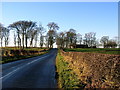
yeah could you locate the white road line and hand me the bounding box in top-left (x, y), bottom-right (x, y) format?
top-left (1, 54), bottom-right (50, 80)
top-left (0, 67), bottom-right (21, 80)
top-left (26, 55), bottom-right (50, 65)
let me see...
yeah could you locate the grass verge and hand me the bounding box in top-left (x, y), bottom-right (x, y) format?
top-left (1, 51), bottom-right (49, 64)
top-left (56, 51), bottom-right (86, 88)
top-left (1, 47), bottom-right (48, 51)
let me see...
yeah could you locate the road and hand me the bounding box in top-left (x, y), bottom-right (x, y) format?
top-left (1, 49), bottom-right (58, 89)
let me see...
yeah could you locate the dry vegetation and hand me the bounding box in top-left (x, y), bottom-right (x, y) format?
top-left (59, 50), bottom-right (120, 89)
top-left (56, 51), bottom-right (86, 88)
top-left (0, 47), bottom-right (49, 64)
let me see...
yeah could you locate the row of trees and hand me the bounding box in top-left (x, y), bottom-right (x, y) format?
top-left (0, 21), bottom-right (59, 49)
top-left (56, 29), bottom-right (77, 48)
top-left (0, 21), bottom-right (119, 48)
top-left (56, 30), bottom-right (97, 48)
top-left (100, 36), bottom-right (119, 48)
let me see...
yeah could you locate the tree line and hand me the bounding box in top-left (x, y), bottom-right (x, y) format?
top-left (0, 21), bottom-right (119, 48)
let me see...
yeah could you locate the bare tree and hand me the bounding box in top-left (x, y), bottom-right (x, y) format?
top-left (0, 23), bottom-right (4, 47)
top-left (34, 33), bottom-right (38, 47)
top-left (64, 33), bottom-right (69, 48)
top-left (4, 27), bottom-right (9, 47)
top-left (36, 24), bottom-right (46, 48)
top-left (47, 22), bottom-right (59, 48)
top-left (47, 22), bottom-right (59, 31)
top-left (9, 21), bottom-right (22, 48)
top-left (40, 36), bottom-right (44, 48)
top-left (56, 32), bottom-right (65, 48)
top-left (66, 29), bottom-right (77, 48)
top-left (83, 32), bottom-right (96, 47)
top-left (14, 31), bottom-right (17, 47)
top-left (9, 21), bottom-right (36, 48)
top-left (0, 24), bottom-right (10, 47)
top-left (44, 36), bottom-right (49, 48)
top-left (77, 33), bottom-right (82, 44)
top-left (29, 29), bottom-right (37, 47)
top-left (21, 21), bottom-right (37, 48)
top-left (100, 36), bottom-right (109, 48)
top-left (47, 30), bottom-right (56, 48)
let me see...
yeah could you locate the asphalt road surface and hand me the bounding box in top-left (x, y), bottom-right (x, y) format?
top-left (1, 49), bottom-right (58, 89)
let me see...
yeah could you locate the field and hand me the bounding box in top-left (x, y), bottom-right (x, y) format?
top-left (59, 50), bottom-right (120, 88)
top-left (0, 47), bottom-right (49, 64)
top-left (63, 48), bottom-right (120, 55)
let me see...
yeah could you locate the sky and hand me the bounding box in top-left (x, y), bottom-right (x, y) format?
top-left (1, 2), bottom-right (118, 46)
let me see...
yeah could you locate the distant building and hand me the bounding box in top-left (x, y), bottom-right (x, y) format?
top-left (98, 45), bottom-right (104, 48)
top-left (72, 44), bottom-right (88, 48)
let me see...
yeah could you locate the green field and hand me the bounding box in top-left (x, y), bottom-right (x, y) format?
top-left (63, 48), bottom-right (120, 55)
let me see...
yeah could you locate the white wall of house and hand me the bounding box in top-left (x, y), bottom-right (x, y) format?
top-left (97, 45), bottom-right (104, 48)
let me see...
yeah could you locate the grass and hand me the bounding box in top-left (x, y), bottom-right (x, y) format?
top-left (1, 51), bottom-right (49, 64)
top-left (56, 51), bottom-right (86, 88)
top-left (1, 47), bottom-right (48, 51)
top-left (63, 48), bottom-right (120, 55)
top-left (0, 47), bottom-right (49, 64)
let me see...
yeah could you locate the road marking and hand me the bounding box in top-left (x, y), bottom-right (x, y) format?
top-left (0, 67), bottom-right (21, 80)
top-left (1, 54), bottom-right (50, 80)
top-left (26, 55), bottom-right (50, 65)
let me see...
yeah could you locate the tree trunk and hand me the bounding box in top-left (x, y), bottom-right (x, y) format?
top-left (22, 33), bottom-right (24, 49)
top-left (1, 38), bottom-right (2, 47)
top-left (34, 35), bottom-right (37, 47)
top-left (25, 36), bottom-right (27, 48)
top-left (17, 31), bottom-right (21, 48)
top-left (5, 40), bottom-right (6, 47)
top-left (30, 37), bottom-right (34, 47)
